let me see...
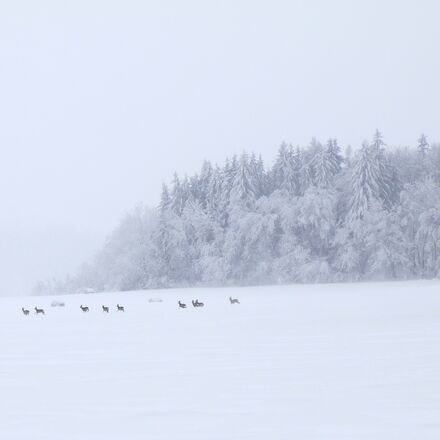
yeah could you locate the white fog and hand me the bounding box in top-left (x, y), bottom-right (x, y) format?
top-left (1, 0), bottom-right (439, 295)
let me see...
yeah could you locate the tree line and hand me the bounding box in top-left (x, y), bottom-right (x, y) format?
top-left (34, 131), bottom-right (440, 294)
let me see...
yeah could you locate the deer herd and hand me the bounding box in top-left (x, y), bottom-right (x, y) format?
top-left (21, 297), bottom-right (240, 316)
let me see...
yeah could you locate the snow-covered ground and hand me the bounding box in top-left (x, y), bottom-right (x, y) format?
top-left (1, 281), bottom-right (440, 439)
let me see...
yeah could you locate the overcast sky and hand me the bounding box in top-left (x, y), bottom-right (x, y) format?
top-left (1, 0), bottom-right (439, 295)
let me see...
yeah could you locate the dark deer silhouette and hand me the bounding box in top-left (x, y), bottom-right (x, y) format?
top-left (102, 305), bottom-right (109, 313)
top-left (116, 304), bottom-right (124, 312)
top-left (22, 307), bottom-right (29, 316)
top-left (229, 297), bottom-right (240, 304)
top-left (80, 305), bottom-right (89, 312)
top-left (35, 307), bottom-right (45, 315)
top-left (178, 301), bottom-right (187, 309)
top-left (192, 300), bottom-right (204, 307)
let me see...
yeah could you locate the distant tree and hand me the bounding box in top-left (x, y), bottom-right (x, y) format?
top-left (372, 128), bottom-right (385, 153)
top-left (229, 153), bottom-right (257, 209)
top-left (206, 165), bottom-right (223, 221)
top-left (327, 138), bottom-right (344, 173)
top-left (249, 153), bottom-right (266, 198)
top-left (348, 142), bottom-right (381, 220)
top-left (159, 183), bottom-right (171, 214)
top-left (170, 173), bottom-right (185, 215)
top-left (310, 142), bottom-right (335, 188)
top-left (271, 143), bottom-right (301, 195)
top-left (197, 160), bottom-right (213, 208)
top-left (348, 131), bottom-right (398, 220)
top-left (417, 133), bottom-right (429, 157)
top-left (370, 130), bottom-right (399, 208)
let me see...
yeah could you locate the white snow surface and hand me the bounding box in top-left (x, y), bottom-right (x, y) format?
top-left (1, 281), bottom-right (440, 439)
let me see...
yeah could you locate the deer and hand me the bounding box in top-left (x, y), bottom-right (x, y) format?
top-left (80, 305), bottom-right (89, 312)
top-left (116, 304), bottom-right (124, 312)
top-left (229, 297), bottom-right (240, 304)
top-left (192, 300), bottom-right (204, 307)
top-left (178, 301), bottom-right (187, 309)
top-left (35, 307), bottom-right (45, 315)
top-left (102, 305), bottom-right (109, 313)
top-left (22, 307), bottom-right (30, 316)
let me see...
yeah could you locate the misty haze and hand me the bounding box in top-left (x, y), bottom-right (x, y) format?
top-left (1, 1), bottom-right (440, 439)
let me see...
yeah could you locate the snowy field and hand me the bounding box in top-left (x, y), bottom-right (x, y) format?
top-left (1, 281), bottom-right (440, 440)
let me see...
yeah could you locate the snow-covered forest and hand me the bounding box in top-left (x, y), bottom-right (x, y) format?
top-left (36, 131), bottom-right (440, 294)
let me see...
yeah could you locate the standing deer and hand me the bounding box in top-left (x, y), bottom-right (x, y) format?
top-left (178, 301), bottom-right (187, 309)
top-left (80, 305), bottom-right (89, 312)
top-left (102, 305), bottom-right (109, 313)
top-left (229, 297), bottom-right (240, 304)
top-left (34, 307), bottom-right (45, 315)
top-left (22, 307), bottom-right (30, 316)
top-left (116, 304), bottom-right (124, 312)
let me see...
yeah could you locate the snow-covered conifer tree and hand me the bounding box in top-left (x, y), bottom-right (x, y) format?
top-left (372, 131), bottom-right (399, 208)
top-left (311, 144), bottom-right (334, 188)
top-left (206, 165), bottom-right (223, 220)
top-left (229, 153), bottom-right (256, 209)
top-left (348, 142), bottom-right (380, 220)
top-left (249, 153), bottom-right (266, 198)
top-left (271, 143), bottom-right (301, 195)
top-left (170, 173), bottom-right (185, 215)
top-left (327, 138), bottom-right (344, 174)
top-left (348, 132), bottom-right (398, 220)
top-left (197, 160), bottom-right (213, 208)
top-left (159, 183), bottom-right (171, 214)
top-left (417, 133), bottom-right (429, 157)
